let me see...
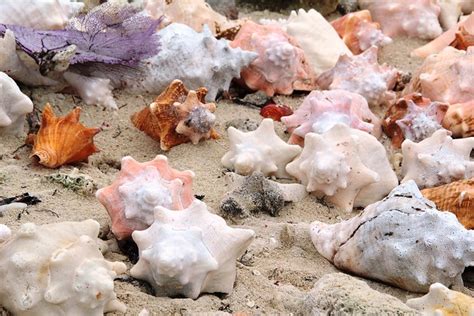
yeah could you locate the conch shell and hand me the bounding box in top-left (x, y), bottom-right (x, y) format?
top-left (421, 178), bottom-right (474, 229)
top-left (31, 104), bottom-right (101, 168)
top-left (442, 100), bottom-right (474, 138)
top-left (132, 79), bottom-right (218, 151)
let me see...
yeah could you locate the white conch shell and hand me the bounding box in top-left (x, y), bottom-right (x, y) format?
top-left (221, 118), bottom-right (302, 178)
top-left (438, 0), bottom-right (474, 29)
top-left (401, 129), bottom-right (474, 188)
top-left (0, 220), bottom-right (127, 316)
top-left (0, 71), bottom-right (33, 135)
top-left (130, 199), bottom-right (255, 299)
top-left (129, 23), bottom-right (257, 101)
top-left (63, 71), bottom-right (117, 110)
top-left (0, 0), bottom-right (84, 30)
top-left (406, 283), bottom-right (474, 315)
top-left (310, 181), bottom-right (474, 293)
top-left (286, 124), bottom-right (398, 212)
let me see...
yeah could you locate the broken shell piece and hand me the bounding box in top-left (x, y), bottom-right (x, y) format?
top-left (0, 220), bottom-right (126, 315)
top-left (31, 104), bottom-right (101, 168)
top-left (406, 283), bottom-right (474, 315)
top-left (220, 172), bottom-right (307, 219)
top-left (442, 100), bottom-right (474, 138)
top-left (286, 124), bottom-right (398, 212)
top-left (131, 79), bottom-right (218, 151)
top-left (130, 199), bottom-right (255, 299)
top-left (63, 72), bottom-right (117, 110)
top-left (317, 47), bottom-right (399, 106)
top-left (401, 129), bottom-right (474, 188)
top-left (310, 181), bottom-right (474, 293)
top-left (46, 168), bottom-right (97, 196)
top-left (421, 178), bottom-right (474, 229)
top-left (331, 10), bottom-right (392, 54)
top-left (221, 118), bottom-right (302, 178)
top-left (0, 71), bottom-right (33, 135)
top-left (281, 89), bottom-right (382, 146)
top-left (260, 103), bottom-right (293, 122)
top-left (96, 155), bottom-right (195, 240)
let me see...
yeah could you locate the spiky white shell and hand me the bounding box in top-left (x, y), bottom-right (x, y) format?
top-left (63, 72), bottom-right (117, 110)
top-left (0, 220), bottom-right (126, 316)
top-left (401, 129), bottom-right (474, 188)
top-left (286, 124), bottom-right (398, 212)
top-left (130, 199), bottom-right (255, 299)
top-left (310, 181), bottom-right (474, 293)
top-left (0, 71), bottom-right (33, 135)
top-left (221, 118), bottom-right (302, 178)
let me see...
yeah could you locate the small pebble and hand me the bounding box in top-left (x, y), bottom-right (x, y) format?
top-left (246, 300), bottom-right (255, 308)
top-left (252, 270), bottom-right (261, 276)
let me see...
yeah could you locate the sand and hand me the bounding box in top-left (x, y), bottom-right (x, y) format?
top-left (0, 8), bottom-right (455, 316)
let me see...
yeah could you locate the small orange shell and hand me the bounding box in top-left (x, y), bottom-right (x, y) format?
top-left (442, 100), bottom-right (474, 138)
top-left (31, 104), bottom-right (100, 168)
top-left (450, 26), bottom-right (474, 50)
top-left (421, 178), bottom-right (474, 229)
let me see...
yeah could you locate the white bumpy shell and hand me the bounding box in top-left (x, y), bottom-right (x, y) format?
top-left (0, 220), bottom-right (127, 316)
top-left (130, 199), bottom-right (255, 299)
top-left (310, 181), bottom-right (474, 293)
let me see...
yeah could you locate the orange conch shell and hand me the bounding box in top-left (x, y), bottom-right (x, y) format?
top-left (421, 178), bottom-right (474, 229)
top-left (442, 100), bottom-right (474, 138)
top-left (131, 79), bottom-right (218, 151)
top-left (31, 104), bottom-right (100, 168)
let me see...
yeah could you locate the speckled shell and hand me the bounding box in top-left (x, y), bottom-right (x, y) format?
top-left (421, 178), bottom-right (474, 229)
top-left (331, 10), bottom-right (392, 54)
top-left (310, 181), bottom-right (474, 293)
top-left (96, 155), bottom-right (195, 240)
top-left (281, 89), bottom-right (382, 146)
top-left (442, 100), bottom-right (474, 138)
top-left (131, 79), bottom-right (218, 151)
top-left (31, 104), bottom-right (101, 168)
top-left (230, 21), bottom-right (317, 96)
top-left (317, 46), bottom-right (399, 106)
top-left (358, 0), bottom-right (443, 39)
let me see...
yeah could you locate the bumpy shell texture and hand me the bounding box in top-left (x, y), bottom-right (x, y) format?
top-left (442, 100), bottom-right (474, 138)
top-left (0, 220), bottom-right (126, 316)
top-left (96, 155), bottom-right (195, 240)
top-left (31, 104), bottom-right (101, 168)
top-left (130, 199), bottom-right (255, 299)
top-left (310, 181), bottom-right (474, 293)
top-left (63, 72), bottom-right (117, 110)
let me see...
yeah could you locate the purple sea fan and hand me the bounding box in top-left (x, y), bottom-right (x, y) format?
top-left (0, 2), bottom-right (161, 73)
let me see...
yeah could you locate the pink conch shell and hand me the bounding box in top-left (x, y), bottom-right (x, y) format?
top-left (442, 100), bottom-right (474, 138)
top-left (359, 0), bottom-right (443, 39)
top-left (331, 10), bottom-right (392, 54)
top-left (405, 46), bottom-right (474, 104)
top-left (230, 21), bottom-right (317, 96)
top-left (281, 90), bottom-right (382, 146)
top-left (411, 13), bottom-right (474, 58)
top-left (286, 124), bottom-right (398, 212)
top-left (96, 155), bottom-right (195, 240)
top-left (317, 47), bottom-right (399, 106)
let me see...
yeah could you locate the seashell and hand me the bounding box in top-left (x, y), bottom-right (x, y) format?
top-left (221, 118), bottom-right (302, 179)
top-left (0, 220), bottom-right (127, 315)
top-left (442, 100), bottom-right (474, 138)
top-left (406, 283), bottom-right (474, 315)
top-left (405, 46), bottom-right (474, 104)
top-left (0, 224), bottom-right (11, 243)
top-left (317, 46), bottom-right (399, 106)
top-left (262, 9), bottom-right (352, 75)
top-left (331, 10), bottom-right (392, 54)
top-left (130, 199), bottom-right (255, 299)
top-left (230, 21), bottom-right (317, 96)
top-left (142, 0), bottom-right (241, 39)
top-left (96, 155), bottom-right (195, 240)
top-left (220, 172), bottom-right (307, 219)
top-left (63, 71), bottom-right (117, 110)
top-left (358, 0), bottom-right (443, 39)
top-left (0, 71), bottom-right (33, 135)
top-left (411, 13), bottom-right (474, 58)
top-left (131, 79), bottom-right (218, 151)
top-left (129, 23), bottom-right (257, 101)
top-left (421, 178), bottom-right (474, 229)
top-left (0, 0), bottom-right (84, 30)
top-left (401, 129), bottom-right (474, 188)
top-left (438, 0), bottom-right (474, 30)
top-left (286, 124), bottom-right (398, 212)
top-left (310, 181), bottom-right (474, 293)
top-left (31, 103), bottom-right (101, 168)
top-left (260, 103), bottom-right (293, 122)
top-left (382, 93), bottom-right (449, 148)
top-left (281, 90), bottom-right (382, 146)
